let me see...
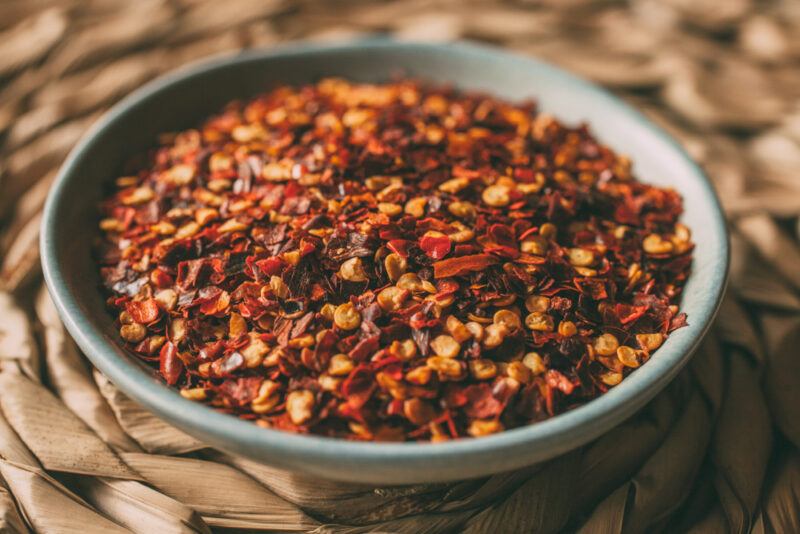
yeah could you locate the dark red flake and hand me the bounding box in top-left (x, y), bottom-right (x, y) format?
top-left (462, 384), bottom-right (504, 419)
top-left (545, 370), bottom-right (575, 395)
top-left (341, 365), bottom-right (376, 410)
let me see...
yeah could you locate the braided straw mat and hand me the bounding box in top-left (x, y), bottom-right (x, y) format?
top-left (1, 0), bottom-right (799, 532)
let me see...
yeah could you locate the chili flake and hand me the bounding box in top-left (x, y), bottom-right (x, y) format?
top-left (96, 79), bottom-right (693, 442)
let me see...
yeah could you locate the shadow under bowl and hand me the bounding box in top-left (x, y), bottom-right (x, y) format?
top-left (41, 40), bottom-right (728, 485)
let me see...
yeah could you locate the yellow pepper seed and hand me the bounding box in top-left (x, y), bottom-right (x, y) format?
top-left (636, 333), bottom-right (664, 351)
top-left (468, 419), bottom-right (504, 437)
top-left (384, 253), bottom-right (408, 281)
top-left (558, 320), bottom-right (577, 337)
top-left (522, 352), bottom-right (546, 375)
top-left (469, 359), bottom-right (498, 380)
top-left (333, 303), bottom-right (361, 330)
top-left (525, 295), bottom-right (550, 313)
top-left (430, 335), bottom-right (461, 358)
top-left (377, 286), bottom-right (408, 312)
top-left (617, 345), bottom-right (640, 368)
top-left (525, 312), bottom-right (554, 332)
top-left (286, 390), bottom-right (315, 425)
top-left (482, 184), bottom-right (511, 207)
top-left (594, 333), bottom-right (620, 357)
top-left (339, 257), bottom-right (369, 282)
top-left (568, 248), bottom-right (595, 267)
top-left (329, 353), bottom-right (355, 376)
top-left (493, 309), bottom-right (521, 331)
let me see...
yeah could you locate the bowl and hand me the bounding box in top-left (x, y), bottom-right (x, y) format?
top-left (41, 40), bottom-right (728, 485)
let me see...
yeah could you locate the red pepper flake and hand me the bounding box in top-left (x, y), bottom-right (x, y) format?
top-left (419, 234), bottom-right (452, 259)
top-left (433, 254), bottom-right (499, 278)
top-left (97, 79), bottom-right (692, 442)
top-left (341, 364), bottom-right (376, 410)
top-left (615, 303), bottom-right (648, 325)
top-left (545, 370), bottom-right (575, 396)
top-left (462, 384), bottom-right (504, 419)
top-left (150, 268), bottom-right (173, 289)
top-left (126, 299), bottom-right (160, 324)
top-left (159, 342), bottom-right (183, 386)
top-left (255, 257), bottom-right (286, 277)
top-left (198, 288), bottom-right (231, 316)
top-left (387, 239), bottom-right (412, 258)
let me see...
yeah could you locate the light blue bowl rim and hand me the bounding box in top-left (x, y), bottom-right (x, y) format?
top-left (41, 39), bottom-right (729, 482)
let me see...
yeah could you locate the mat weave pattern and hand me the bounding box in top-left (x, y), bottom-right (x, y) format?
top-left (1, 1), bottom-right (799, 532)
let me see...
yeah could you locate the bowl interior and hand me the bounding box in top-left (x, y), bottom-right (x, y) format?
top-left (42, 41), bottom-right (728, 485)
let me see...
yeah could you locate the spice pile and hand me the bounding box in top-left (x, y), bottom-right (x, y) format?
top-left (97, 79), bottom-right (692, 442)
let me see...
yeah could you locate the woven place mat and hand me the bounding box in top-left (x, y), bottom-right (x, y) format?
top-left (0, 0), bottom-right (799, 532)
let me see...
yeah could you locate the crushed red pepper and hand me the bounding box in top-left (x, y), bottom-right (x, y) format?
top-left (96, 79), bottom-right (693, 442)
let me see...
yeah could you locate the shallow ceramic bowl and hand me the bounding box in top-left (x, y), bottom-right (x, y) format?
top-left (41, 41), bottom-right (728, 485)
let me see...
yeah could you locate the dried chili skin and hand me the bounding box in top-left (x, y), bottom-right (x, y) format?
top-left (97, 79), bottom-right (693, 442)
